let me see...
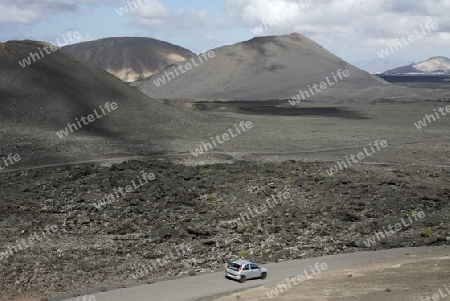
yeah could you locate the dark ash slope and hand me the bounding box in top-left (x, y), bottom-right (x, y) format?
top-left (0, 40), bottom-right (203, 163)
top-left (134, 33), bottom-right (439, 101)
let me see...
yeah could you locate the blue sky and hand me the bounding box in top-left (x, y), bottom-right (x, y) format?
top-left (1, 0), bottom-right (449, 69)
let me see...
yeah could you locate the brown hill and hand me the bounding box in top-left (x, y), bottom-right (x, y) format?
top-left (133, 33), bottom-right (439, 101)
top-left (63, 37), bottom-right (195, 82)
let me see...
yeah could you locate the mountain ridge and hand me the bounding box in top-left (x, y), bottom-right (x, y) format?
top-left (62, 37), bottom-right (195, 82)
top-left (384, 56), bottom-right (450, 75)
top-left (133, 33), bottom-right (438, 101)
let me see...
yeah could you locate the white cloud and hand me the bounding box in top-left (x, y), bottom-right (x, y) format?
top-left (223, 0), bottom-right (450, 60)
top-left (236, 0), bottom-right (302, 25)
top-left (124, 0), bottom-right (223, 31)
top-left (1, 0), bottom-right (449, 62)
top-left (0, 0), bottom-right (105, 24)
top-left (130, 0), bottom-right (170, 18)
top-left (0, 4), bottom-right (43, 24)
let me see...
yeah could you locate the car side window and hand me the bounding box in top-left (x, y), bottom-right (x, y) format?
top-left (243, 264), bottom-right (250, 270)
top-left (250, 264), bottom-right (259, 270)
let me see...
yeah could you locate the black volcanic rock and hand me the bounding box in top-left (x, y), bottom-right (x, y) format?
top-left (0, 160), bottom-right (448, 299)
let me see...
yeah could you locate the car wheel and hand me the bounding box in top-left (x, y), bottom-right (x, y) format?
top-left (239, 275), bottom-right (246, 283)
top-left (261, 272), bottom-right (267, 279)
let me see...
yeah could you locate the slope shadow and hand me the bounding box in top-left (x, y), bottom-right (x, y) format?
top-left (238, 106), bottom-right (369, 119)
top-left (193, 101), bottom-right (368, 120)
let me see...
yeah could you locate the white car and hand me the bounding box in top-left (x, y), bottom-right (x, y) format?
top-left (225, 259), bottom-right (268, 283)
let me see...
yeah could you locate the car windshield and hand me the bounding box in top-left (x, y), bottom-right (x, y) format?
top-left (228, 263), bottom-right (241, 271)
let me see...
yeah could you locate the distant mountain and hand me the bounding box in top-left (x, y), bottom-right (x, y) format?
top-left (384, 56), bottom-right (450, 75)
top-left (354, 59), bottom-right (414, 74)
top-left (133, 33), bottom-right (438, 101)
top-left (63, 37), bottom-right (195, 82)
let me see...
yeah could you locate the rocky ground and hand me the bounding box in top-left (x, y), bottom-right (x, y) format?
top-left (0, 159), bottom-right (449, 300)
